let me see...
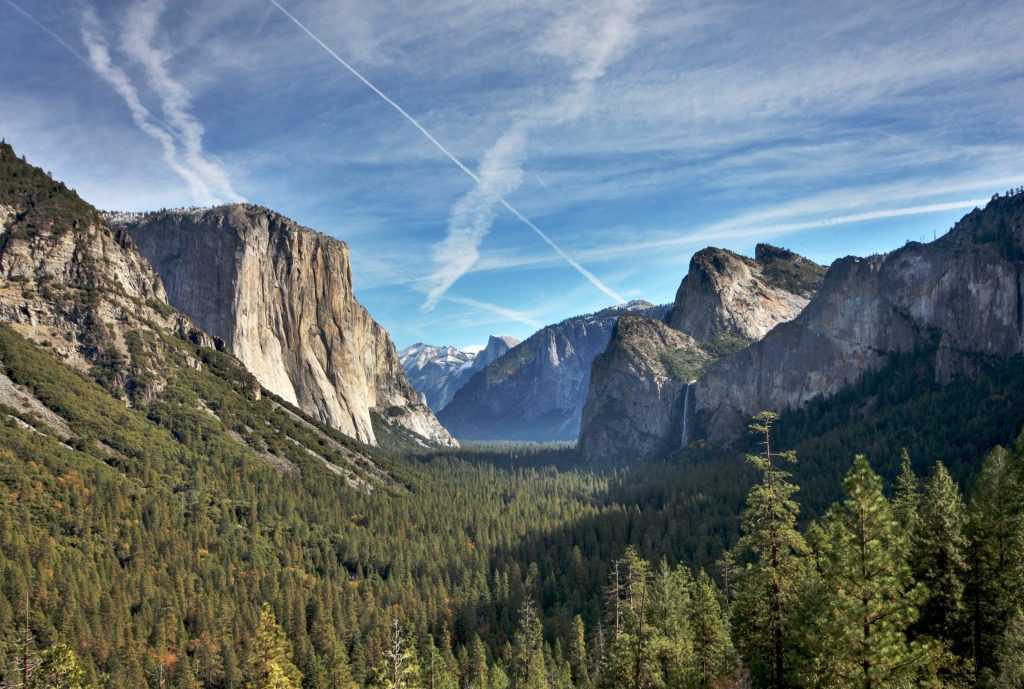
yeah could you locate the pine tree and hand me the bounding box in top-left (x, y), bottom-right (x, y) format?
top-left (969, 445), bottom-right (1024, 677)
top-left (647, 561), bottom-right (695, 689)
top-left (29, 644), bottom-right (87, 689)
top-left (689, 570), bottom-right (736, 687)
top-left (462, 634), bottom-right (489, 689)
top-left (567, 615), bottom-right (589, 689)
top-left (510, 600), bottom-right (548, 689)
top-left (595, 550), bottom-right (671, 689)
top-left (732, 411), bottom-right (808, 689)
top-left (914, 462), bottom-right (969, 647)
top-left (891, 449), bottom-right (920, 534)
top-left (324, 641), bottom-right (359, 689)
top-left (813, 455), bottom-right (934, 689)
top-left (996, 608), bottom-right (1024, 689)
top-left (422, 636), bottom-right (458, 689)
top-left (246, 603), bottom-right (302, 689)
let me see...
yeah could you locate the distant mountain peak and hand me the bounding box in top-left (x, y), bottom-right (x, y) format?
top-left (438, 301), bottom-right (668, 442)
top-left (399, 335), bottom-right (519, 412)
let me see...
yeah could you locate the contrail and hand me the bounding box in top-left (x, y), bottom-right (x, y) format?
top-left (2, 0), bottom-right (91, 67)
top-left (266, 0), bottom-right (625, 305)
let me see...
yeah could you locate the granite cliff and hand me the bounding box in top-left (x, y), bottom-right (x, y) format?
top-left (438, 301), bottom-right (667, 441)
top-left (696, 193), bottom-right (1024, 442)
top-left (118, 205), bottom-right (455, 448)
top-left (578, 245), bottom-right (824, 461)
top-left (0, 141), bottom-right (195, 404)
top-left (578, 313), bottom-right (708, 461)
top-left (0, 139), bottom-right (412, 494)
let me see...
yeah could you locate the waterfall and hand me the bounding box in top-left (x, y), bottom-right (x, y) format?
top-left (680, 382), bottom-right (694, 448)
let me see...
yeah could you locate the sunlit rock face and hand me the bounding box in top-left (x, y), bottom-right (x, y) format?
top-left (122, 204), bottom-right (456, 448)
top-left (578, 245), bottom-right (823, 462)
top-left (697, 195), bottom-right (1024, 443)
top-left (668, 244), bottom-right (822, 343)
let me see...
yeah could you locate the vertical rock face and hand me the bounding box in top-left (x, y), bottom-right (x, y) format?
top-left (578, 314), bottom-right (708, 461)
top-left (438, 301), bottom-right (666, 441)
top-left (121, 205), bottom-right (456, 448)
top-left (578, 245), bottom-right (824, 462)
top-left (696, 194), bottom-right (1024, 443)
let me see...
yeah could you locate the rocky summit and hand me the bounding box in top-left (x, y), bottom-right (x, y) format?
top-left (668, 244), bottom-right (825, 343)
top-left (578, 245), bottom-right (825, 461)
top-left (696, 194), bottom-right (1024, 442)
top-left (116, 205), bottom-right (456, 448)
top-left (400, 334), bottom-right (519, 412)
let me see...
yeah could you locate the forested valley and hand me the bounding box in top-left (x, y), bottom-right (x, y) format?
top-left (1, 306), bottom-right (1023, 689)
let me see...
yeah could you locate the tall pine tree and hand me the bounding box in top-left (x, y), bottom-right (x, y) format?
top-left (812, 455), bottom-right (933, 689)
top-left (969, 444), bottom-right (1024, 678)
top-left (246, 603), bottom-right (302, 689)
top-left (689, 570), bottom-right (736, 687)
top-left (732, 412), bottom-right (808, 689)
top-left (914, 462), bottom-right (969, 662)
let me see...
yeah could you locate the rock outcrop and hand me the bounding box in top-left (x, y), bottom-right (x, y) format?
top-left (578, 245), bottom-right (824, 462)
top-left (400, 334), bottom-right (519, 412)
top-left (578, 313), bottom-right (708, 461)
top-left (470, 335), bottom-right (520, 376)
top-left (696, 194), bottom-right (1024, 442)
top-left (119, 205), bottom-right (456, 448)
top-left (439, 301), bottom-right (667, 441)
top-left (668, 244), bottom-right (824, 342)
top-left (0, 141), bottom-right (179, 403)
top-left (0, 140), bottom-right (430, 487)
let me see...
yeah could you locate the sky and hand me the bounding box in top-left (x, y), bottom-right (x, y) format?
top-left (1, 0), bottom-right (1022, 351)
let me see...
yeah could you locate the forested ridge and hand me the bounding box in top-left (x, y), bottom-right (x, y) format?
top-left (0, 316), bottom-right (1023, 688)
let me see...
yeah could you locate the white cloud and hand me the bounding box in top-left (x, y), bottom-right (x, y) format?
top-left (79, 1), bottom-right (241, 206)
top-left (421, 0), bottom-right (644, 309)
top-left (421, 128), bottom-right (528, 310)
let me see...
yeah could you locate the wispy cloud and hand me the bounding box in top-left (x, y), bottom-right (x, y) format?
top-left (79, 1), bottom-right (240, 205)
top-left (463, 183), bottom-right (1006, 275)
top-left (571, 197), bottom-right (997, 265)
top-left (420, 0), bottom-right (643, 310)
top-left (422, 128), bottom-right (528, 308)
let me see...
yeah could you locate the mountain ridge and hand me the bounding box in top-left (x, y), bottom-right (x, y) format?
top-left (399, 334), bottom-right (519, 412)
top-left (438, 300), bottom-right (668, 441)
top-left (578, 244), bottom-right (825, 461)
top-left (696, 193), bottom-right (1024, 442)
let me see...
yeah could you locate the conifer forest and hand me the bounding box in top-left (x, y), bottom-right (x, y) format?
top-left (1, 303), bottom-right (1023, 688)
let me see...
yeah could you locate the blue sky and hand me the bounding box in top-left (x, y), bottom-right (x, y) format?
top-left (2, 0), bottom-right (1021, 350)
